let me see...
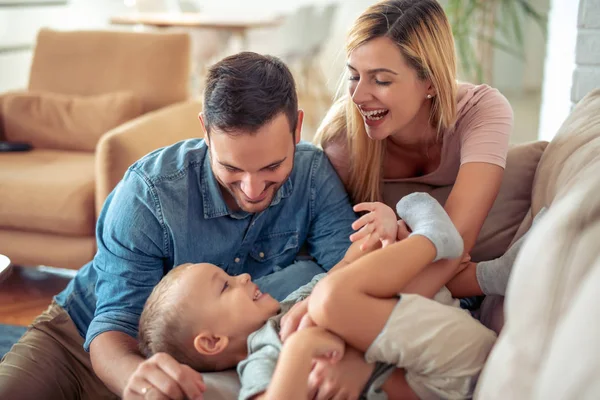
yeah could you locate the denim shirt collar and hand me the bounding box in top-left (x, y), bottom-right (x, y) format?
top-left (201, 152), bottom-right (293, 220)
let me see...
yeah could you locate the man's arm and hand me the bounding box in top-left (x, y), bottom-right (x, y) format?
top-left (305, 150), bottom-right (358, 271)
top-left (86, 170), bottom-right (203, 398)
top-left (90, 332), bottom-right (144, 395)
top-left (91, 332), bottom-right (205, 399)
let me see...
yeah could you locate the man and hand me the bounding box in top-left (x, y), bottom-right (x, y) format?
top-left (0, 52), bottom-right (357, 400)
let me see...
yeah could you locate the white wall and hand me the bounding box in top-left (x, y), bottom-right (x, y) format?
top-left (538, 0), bottom-right (579, 141)
top-left (1, 0), bottom-right (551, 94)
top-left (572, 0), bottom-right (600, 101)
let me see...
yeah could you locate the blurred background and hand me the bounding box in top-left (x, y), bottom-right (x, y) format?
top-left (0, 0), bottom-right (586, 143)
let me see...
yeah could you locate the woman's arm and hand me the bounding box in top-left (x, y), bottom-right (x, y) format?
top-left (402, 163), bottom-right (504, 298)
top-left (404, 85), bottom-right (513, 298)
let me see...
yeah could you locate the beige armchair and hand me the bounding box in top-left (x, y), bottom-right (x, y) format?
top-left (0, 28), bottom-right (201, 270)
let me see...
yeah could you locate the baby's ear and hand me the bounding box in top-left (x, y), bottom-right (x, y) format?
top-left (193, 331), bottom-right (229, 356)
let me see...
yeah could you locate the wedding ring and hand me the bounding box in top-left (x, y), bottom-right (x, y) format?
top-left (141, 386), bottom-right (150, 395)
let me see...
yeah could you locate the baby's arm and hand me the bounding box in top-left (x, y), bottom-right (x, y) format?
top-left (261, 328), bottom-right (344, 400)
top-left (308, 193), bottom-right (464, 351)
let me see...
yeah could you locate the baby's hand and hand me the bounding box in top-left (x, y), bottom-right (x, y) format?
top-left (288, 327), bottom-right (345, 364)
top-left (351, 202), bottom-right (398, 250)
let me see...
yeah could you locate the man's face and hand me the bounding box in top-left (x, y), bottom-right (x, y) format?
top-left (202, 111), bottom-right (302, 214)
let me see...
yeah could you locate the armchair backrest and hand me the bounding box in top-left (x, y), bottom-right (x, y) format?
top-left (28, 28), bottom-right (190, 114)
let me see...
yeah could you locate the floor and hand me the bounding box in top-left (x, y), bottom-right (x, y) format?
top-left (0, 266), bottom-right (71, 326)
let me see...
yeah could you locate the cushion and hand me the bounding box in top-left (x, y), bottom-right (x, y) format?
top-left (382, 140), bottom-right (548, 262)
top-left (510, 88), bottom-right (600, 243)
top-left (0, 149), bottom-right (95, 236)
top-left (2, 91), bottom-right (142, 152)
top-left (475, 158), bottom-right (600, 399)
top-left (29, 28), bottom-right (190, 114)
top-left (203, 370), bottom-right (240, 400)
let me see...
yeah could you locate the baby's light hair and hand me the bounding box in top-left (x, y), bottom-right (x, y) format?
top-left (138, 263), bottom-right (219, 372)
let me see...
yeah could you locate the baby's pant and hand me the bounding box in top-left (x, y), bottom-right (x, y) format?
top-left (365, 293), bottom-right (497, 399)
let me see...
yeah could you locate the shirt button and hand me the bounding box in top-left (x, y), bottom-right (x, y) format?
top-left (234, 257), bottom-right (240, 263)
top-left (259, 252), bottom-right (265, 258)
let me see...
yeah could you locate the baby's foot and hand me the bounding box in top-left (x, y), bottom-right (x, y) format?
top-left (396, 193), bottom-right (463, 261)
top-left (476, 207), bottom-right (547, 295)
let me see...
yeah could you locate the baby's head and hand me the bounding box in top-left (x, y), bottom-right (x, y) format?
top-left (139, 262), bottom-right (280, 371)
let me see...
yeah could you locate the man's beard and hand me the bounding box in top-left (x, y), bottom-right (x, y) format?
top-left (212, 163), bottom-right (294, 213)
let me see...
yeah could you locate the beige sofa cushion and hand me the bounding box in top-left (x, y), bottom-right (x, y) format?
top-left (476, 89), bottom-right (600, 399)
top-left (475, 159), bottom-right (600, 399)
top-left (511, 88), bottom-right (600, 241)
top-left (2, 91), bottom-right (142, 152)
top-left (29, 28), bottom-right (190, 114)
top-left (0, 149), bottom-right (95, 236)
top-left (383, 140), bottom-right (547, 262)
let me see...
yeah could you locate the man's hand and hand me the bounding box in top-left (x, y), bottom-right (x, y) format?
top-left (123, 353), bottom-right (205, 400)
top-left (351, 202), bottom-right (398, 250)
top-left (308, 346), bottom-right (375, 400)
top-left (280, 298), bottom-right (316, 342)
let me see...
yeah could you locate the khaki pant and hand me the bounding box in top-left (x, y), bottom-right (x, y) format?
top-left (0, 301), bottom-right (118, 400)
top-left (366, 294), bottom-right (498, 400)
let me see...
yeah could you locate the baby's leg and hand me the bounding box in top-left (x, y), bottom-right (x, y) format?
top-left (475, 208), bottom-right (548, 295)
top-left (366, 295), bottom-right (497, 400)
top-left (309, 289), bottom-right (495, 399)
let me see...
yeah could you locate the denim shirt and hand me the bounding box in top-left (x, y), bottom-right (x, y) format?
top-left (53, 139), bottom-right (356, 351)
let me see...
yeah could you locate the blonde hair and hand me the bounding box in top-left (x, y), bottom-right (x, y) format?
top-left (315, 0), bottom-right (457, 203)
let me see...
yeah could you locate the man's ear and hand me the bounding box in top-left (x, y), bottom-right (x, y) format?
top-left (294, 110), bottom-right (304, 145)
top-left (199, 112), bottom-right (209, 144)
top-left (193, 331), bottom-right (229, 356)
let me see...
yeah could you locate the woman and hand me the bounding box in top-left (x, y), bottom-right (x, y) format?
top-left (315, 0), bottom-right (513, 298)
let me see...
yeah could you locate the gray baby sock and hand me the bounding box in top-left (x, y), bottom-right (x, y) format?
top-left (476, 208), bottom-right (548, 296)
top-left (395, 193), bottom-right (464, 262)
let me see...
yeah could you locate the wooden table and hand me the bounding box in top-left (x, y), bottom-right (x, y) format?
top-left (110, 12), bottom-right (283, 50)
top-left (0, 254), bottom-right (12, 284)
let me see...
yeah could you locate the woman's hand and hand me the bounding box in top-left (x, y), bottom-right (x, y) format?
top-left (351, 202), bottom-right (399, 250)
top-left (308, 346), bottom-right (375, 400)
top-left (122, 352), bottom-right (205, 400)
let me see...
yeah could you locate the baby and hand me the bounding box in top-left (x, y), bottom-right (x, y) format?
top-left (139, 193), bottom-right (499, 399)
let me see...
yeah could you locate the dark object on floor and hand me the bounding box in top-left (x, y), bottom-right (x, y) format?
top-left (0, 141), bottom-right (32, 152)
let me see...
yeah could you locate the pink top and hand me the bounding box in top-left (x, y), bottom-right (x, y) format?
top-left (324, 83), bottom-right (514, 187)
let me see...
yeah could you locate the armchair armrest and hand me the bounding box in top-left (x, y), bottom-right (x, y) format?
top-left (95, 99), bottom-right (202, 217)
top-left (0, 90), bottom-right (27, 140)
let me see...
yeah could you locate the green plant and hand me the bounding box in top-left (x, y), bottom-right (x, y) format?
top-left (445, 0), bottom-right (548, 84)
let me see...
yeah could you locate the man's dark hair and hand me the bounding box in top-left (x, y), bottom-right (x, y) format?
top-left (203, 52), bottom-right (298, 136)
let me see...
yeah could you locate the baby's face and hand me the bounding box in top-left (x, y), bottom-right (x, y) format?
top-left (176, 263), bottom-right (280, 339)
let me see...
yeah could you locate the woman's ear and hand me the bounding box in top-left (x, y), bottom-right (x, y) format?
top-left (193, 331), bottom-right (229, 356)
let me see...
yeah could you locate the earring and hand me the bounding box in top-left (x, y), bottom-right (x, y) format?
top-left (426, 94), bottom-right (432, 99)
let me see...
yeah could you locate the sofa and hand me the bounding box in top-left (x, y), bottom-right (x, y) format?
top-left (0, 28), bottom-right (197, 270)
top-left (195, 88), bottom-right (600, 399)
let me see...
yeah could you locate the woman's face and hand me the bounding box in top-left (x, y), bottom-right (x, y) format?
top-left (347, 36), bottom-right (432, 142)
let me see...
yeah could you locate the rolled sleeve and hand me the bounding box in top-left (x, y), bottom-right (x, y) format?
top-left (306, 151), bottom-right (356, 271)
top-left (84, 168), bottom-right (168, 351)
top-left (459, 87), bottom-right (514, 168)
